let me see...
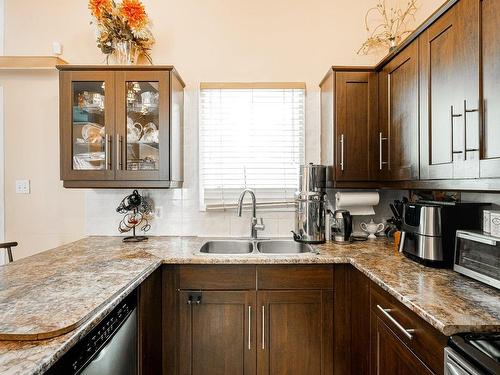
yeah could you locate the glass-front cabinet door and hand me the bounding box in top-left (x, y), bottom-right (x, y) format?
top-left (115, 71), bottom-right (170, 180)
top-left (60, 71), bottom-right (116, 180)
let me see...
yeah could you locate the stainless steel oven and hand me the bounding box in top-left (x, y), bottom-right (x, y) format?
top-left (445, 334), bottom-right (500, 375)
top-left (454, 230), bottom-right (500, 289)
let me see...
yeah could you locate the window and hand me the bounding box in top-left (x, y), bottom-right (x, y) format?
top-left (199, 83), bottom-right (305, 211)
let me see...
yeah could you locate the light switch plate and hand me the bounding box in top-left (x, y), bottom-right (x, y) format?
top-left (15, 180), bottom-right (30, 194)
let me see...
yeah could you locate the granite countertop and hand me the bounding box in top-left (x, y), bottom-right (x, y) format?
top-left (0, 236), bottom-right (499, 374)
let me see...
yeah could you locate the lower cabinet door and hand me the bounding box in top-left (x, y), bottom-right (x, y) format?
top-left (257, 290), bottom-right (333, 375)
top-left (179, 290), bottom-right (256, 375)
top-left (372, 315), bottom-right (434, 375)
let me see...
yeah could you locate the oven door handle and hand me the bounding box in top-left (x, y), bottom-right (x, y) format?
top-left (456, 232), bottom-right (497, 246)
top-left (447, 361), bottom-right (472, 375)
top-left (445, 348), bottom-right (483, 375)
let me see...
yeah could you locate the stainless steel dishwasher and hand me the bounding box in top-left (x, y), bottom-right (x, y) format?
top-left (47, 291), bottom-right (137, 375)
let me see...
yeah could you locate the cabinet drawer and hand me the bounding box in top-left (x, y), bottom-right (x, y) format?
top-left (257, 265), bottom-right (333, 289)
top-left (178, 265), bottom-right (256, 290)
top-left (370, 283), bottom-right (447, 374)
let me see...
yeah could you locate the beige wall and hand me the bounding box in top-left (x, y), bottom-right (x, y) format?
top-left (2, 0), bottom-right (447, 258)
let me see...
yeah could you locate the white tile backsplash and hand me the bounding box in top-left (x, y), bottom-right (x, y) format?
top-left (85, 187), bottom-right (401, 238)
top-left (325, 190), bottom-right (408, 235)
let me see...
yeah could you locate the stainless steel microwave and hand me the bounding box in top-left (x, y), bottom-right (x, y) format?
top-left (454, 230), bottom-right (500, 289)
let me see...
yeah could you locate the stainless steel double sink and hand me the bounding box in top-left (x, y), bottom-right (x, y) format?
top-left (198, 239), bottom-right (316, 255)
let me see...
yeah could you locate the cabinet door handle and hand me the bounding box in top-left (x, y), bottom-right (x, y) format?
top-left (451, 105), bottom-right (464, 159)
top-left (261, 305), bottom-right (265, 350)
top-left (248, 306), bottom-right (252, 350)
top-left (339, 134), bottom-right (345, 171)
top-left (379, 132), bottom-right (388, 170)
top-left (463, 99), bottom-right (479, 161)
top-left (105, 134), bottom-right (112, 170)
top-left (116, 134), bottom-right (123, 170)
top-left (376, 305), bottom-right (415, 340)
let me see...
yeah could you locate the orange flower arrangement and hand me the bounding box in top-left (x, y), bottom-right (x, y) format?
top-left (88, 0), bottom-right (154, 63)
top-left (88, 0), bottom-right (112, 20)
top-left (119, 0), bottom-right (147, 29)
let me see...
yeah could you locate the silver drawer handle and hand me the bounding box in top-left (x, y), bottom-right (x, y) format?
top-left (116, 134), bottom-right (123, 170)
top-left (340, 134), bottom-right (345, 171)
top-left (105, 134), bottom-right (112, 170)
top-left (261, 305), bottom-right (265, 350)
top-left (379, 132), bottom-right (388, 170)
top-left (376, 304), bottom-right (415, 340)
top-left (248, 306), bottom-right (252, 350)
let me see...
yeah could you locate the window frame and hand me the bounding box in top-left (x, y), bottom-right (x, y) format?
top-left (198, 82), bottom-right (306, 212)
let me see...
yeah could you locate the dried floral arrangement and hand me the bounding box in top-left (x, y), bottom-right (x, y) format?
top-left (358, 0), bottom-right (418, 55)
top-left (88, 0), bottom-right (155, 63)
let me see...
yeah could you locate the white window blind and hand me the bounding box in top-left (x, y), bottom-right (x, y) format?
top-left (199, 83), bottom-right (305, 211)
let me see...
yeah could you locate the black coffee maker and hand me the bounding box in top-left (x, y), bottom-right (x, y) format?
top-left (331, 209), bottom-right (353, 244)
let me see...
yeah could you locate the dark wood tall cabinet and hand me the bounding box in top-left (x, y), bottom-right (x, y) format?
top-left (320, 68), bottom-right (378, 184)
top-left (419, 0), bottom-right (480, 180)
top-left (480, 0), bottom-right (500, 178)
top-left (58, 65), bottom-right (184, 188)
top-left (378, 40), bottom-right (420, 181)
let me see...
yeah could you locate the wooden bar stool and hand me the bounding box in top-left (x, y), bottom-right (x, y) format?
top-left (1, 242), bottom-right (18, 263)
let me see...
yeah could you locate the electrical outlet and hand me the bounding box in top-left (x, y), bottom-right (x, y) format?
top-left (15, 180), bottom-right (30, 194)
top-left (52, 41), bottom-right (62, 55)
top-left (155, 206), bottom-right (163, 219)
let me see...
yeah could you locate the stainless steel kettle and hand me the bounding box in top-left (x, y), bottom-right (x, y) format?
top-left (331, 210), bottom-right (353, 243)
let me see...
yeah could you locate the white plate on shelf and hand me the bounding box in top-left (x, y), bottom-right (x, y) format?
top-left (81, 123), bottom-right (104, 143)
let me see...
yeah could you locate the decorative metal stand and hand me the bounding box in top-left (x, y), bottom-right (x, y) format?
top-left (116, 190), bottom-right (153, 242)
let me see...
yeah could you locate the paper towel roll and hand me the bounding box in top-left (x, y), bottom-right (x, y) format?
top-left (335, 192), bottom-right (380, 216)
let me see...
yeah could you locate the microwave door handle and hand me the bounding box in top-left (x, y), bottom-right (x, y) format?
top-left (457, 232), bottom-right (497, 246)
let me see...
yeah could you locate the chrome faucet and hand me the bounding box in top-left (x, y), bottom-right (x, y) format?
top-left (237, 189), bottom-right (265, 239)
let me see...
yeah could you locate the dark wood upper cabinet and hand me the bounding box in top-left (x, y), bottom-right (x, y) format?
top-left (58, 65), bottom-right (184, 188)
top-left (419, 0), bottom-right (480, 180)
top-left (319, 0), bottom-right (500, 190)
top-left (480, 0), bottom-right (500, 178)
top-left (378, 40), bottom-right (420, 181)
top-left (320, 68), bottom-right (378, 184)
top-left (179, 290), bottom-right (256, 375)
top-left (59, 70), bottom-right (116, 182)
top-left (115, 70), bottom-right (170, 181)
